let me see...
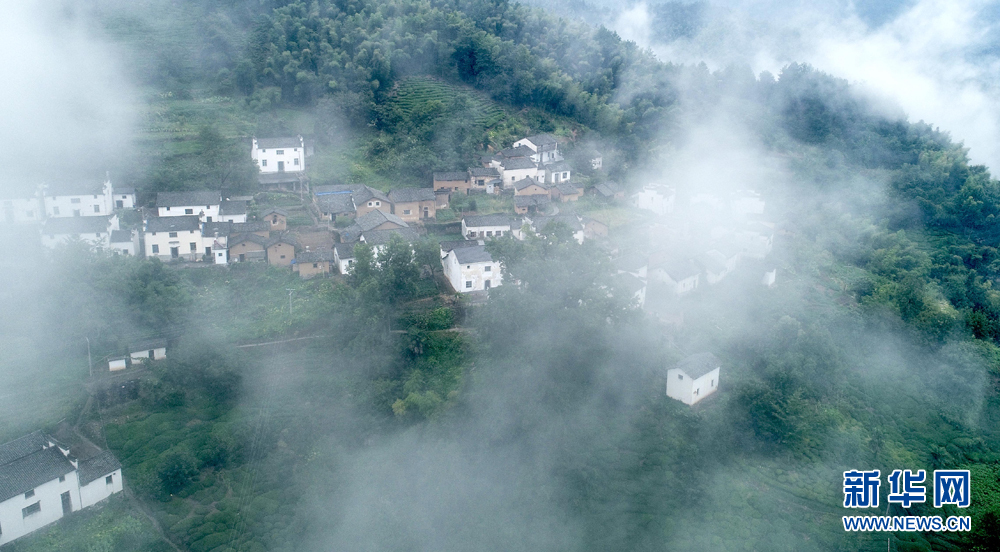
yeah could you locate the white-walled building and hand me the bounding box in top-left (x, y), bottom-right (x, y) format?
top-left (109, 229), bottom-right (137, 256)
top-left (219, 200), bottom-right (249, 223)
top-left (512, 134), bottom-right (562, 164)
top-left (130, 340), bottom-right (166, 363)
top-left (442, 243), bottom-right (502, 292)
top-left (112, 187), bottom-right (136, 210)
top-left (144, 216), bottom-right (203, 261)
top-left (631, 185), bottom-right (676, 216)
top-left (252, 136), bottom-right (307, 173)
top-left (333, 243), bottom-right (356, 274)
top-left (666, 353), bottom-right (721, 406)
top-left (40, 215), bottom-right (119, 250)
top-left (42, 179), bottom-right (114, 219)
top-left (542, 161), bottom-right (572, 184)
top-left (0, 432), bottom-right (122, 547)
top-left (1, 193), bottom-right (43, 225)
top-left (650, 259), bottom-right (701, 296)
top-left (499, 157), bottom-right (540, 187)
top-left (461, 214), bottom-right (521, 240)
top-left (155, 191), bottom-right (221, 222)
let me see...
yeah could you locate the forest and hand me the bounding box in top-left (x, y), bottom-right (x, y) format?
top-left (1, 0), bottom-right (1000, 551)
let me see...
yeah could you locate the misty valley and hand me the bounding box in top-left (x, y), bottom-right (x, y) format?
top-left (1, 1), bottom-right (1000, 551)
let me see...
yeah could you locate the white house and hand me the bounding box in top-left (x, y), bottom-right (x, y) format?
top-left (442, 243), bottom-right (501, 292)
top-left (108, 357), bottom-right (127, 371)
top-left (155, 191), bottom-right (221, 222)
top-left (1, 193), bottom-right (43, 224)
top-left (736, 222), bottom-right (774, 259)
top-left (461, 214), bottom-right (520, 240)
top-left (252, 136), bottom-right (307, 173)
top-left (631, 185), bottom-right (675, 216)
top-left (666, 353), bottom-right (721, 406)
top-left (111, 187), bottom-right (136, 210)
top-left (0, 432), bottom-right (122, 547)
top-left (144, 215), bottom-right (203, 261)
top-left (109, 229), bottom-right (137, 256)
top-left (542, 161), bottom-right (572, 184)
top-left (512, 134), bottom-right (562, 164)
top-left (40, 215), bottom-right (119, 250)
top-left (219, 200), bottom-right (249, 223)
top-left (42, 179), bottom-right (113, 218)
top-left (499, 157), bottom-right (539, 186)
top-left (130, 340), bottom-right (167, 363)
top-left (650, 258), bottom-right (701, 296)
top-left (333, 243), bottom-right (356, 274)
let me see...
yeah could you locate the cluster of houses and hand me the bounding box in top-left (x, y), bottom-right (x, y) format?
top-left (617, 185), bottom-right (776, 304)
top-left (0, 431), bottom-right (123, 546)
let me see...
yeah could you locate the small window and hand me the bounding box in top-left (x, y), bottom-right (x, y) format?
top-left (313, 263), bottom-right (318, 268)
top-left (152, 244), bottom-right (159, 254)
top-left (59, 475), bottom-right (65, 483)
top-left (190, 242), bottom-right (197, 252)
top-left (53, 206), bottom-right (60, 215)
top-left (122, 195), bottom-right (127, 199)
top-left (261, 159), bottom-right (267, 167)
top-left (165, 206), bottom-right (171, 211)
top-left (185, 208), bottom-right (193, 214)
top-left (465, 281), bottom-right (472, 289)
top-left (276, 149), bottom-right (284, 155)
top-left (563, 172), bottom-right (569, 178)
top-left (93, 205), bottom-right (101, 213)
top-left (106, 475), bottom-right (113, 485)
top-left (280, 255), bottom-right (286, 259)
top-left (24, 489), bottom-right (34, 499)
top-left (711, 379), bottom-right (715, 387)
top-left (22, 502), bottom-right (40, 518)
top-left (168, 232), bottom-right (177, 238)
top-left (368, 202), bottom-right (373, 207)
top-left (486, 231), bottom-right (493, 236)
top-left (694, 389), bottom-right (699, 396)
top-left (71, 198), bottom-right (81, 204)
top-left (403, 209), bottom-right (411, 215)
top-left (375, 201), bottom-right (381, 206)
top-left (294, 158), bottom-right (300, 165)
top-left (677, 374), bottom-right (683, 380)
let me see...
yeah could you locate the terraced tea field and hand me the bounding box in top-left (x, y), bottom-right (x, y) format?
top-left (389, 77), bottom-right (507, 129)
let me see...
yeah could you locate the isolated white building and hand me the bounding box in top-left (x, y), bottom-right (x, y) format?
top-left (631, 185), bottom-right (675, 216)
top-left (0, 432), bottom-right (122, 547)
top-left (108, 357), bottom-right (127, 371)
top-left (144, 215), bottom-right (203, 261)
top-left (442, 243), bottom-right (501, 292)
top-left (130, 340), bottom-right (167, 363)
top-left (252, 136), bottom-right (306, 173)
top-left (666, 353), bottom-right (721, 406)
top-left (155, 191), bottom-right (221, 222)
top-left (461, 214), bottom-right (520, 239)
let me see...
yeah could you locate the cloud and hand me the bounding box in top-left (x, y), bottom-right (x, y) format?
top-left (610, 0), bottom-right (1000, 170)
top-left (0, 1), bottom-right (136, 184)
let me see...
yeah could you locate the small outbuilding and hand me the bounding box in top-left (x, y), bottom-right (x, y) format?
top-left (108, 356), bottom-right (127, 372)
top-left (129, 340), bottom-right (167, 363)
top-left (666, 353), bottom-right (721, 406)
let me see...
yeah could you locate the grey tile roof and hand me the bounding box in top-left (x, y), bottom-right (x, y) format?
top-left (497, 145), bottom-right (534, 158)
top-left (229, 233), bottom-right (269, 247)
top-left (267, 233), bottom-right (300, 248)
top-left (452, 244), bottom-right (494, 264)
top-left (354, 209), bottom-right (407, 232)
top-left (145, 215), bottom-right (201, 233)
top-left (514, 195), bottom-right (550, 208)
top-left (0, 446), bottom-right (76, 503)
top-left (614, 272), bottom-right (646, 296)
top-left (674, 353), bottom-right (721, 378)
top-left (469, 167), bottom-right (500, 178)
top-left (261, 207), bottom-right (288, 217)
top-left (333, 243), bottom-right (356, 258)
top-left (42, 216), bottom-right (112, 235)
top-left (464, 214), bottom-right (512, 228)
top-left (155, 191), bottom-right (221, 208)
top-left (231, 221), bottom-right (270, 234)
top-left (255, 136), bottom-right (303, 149)
top-left (654, 258), bottom-right (701, 281)
top-left (524, 134), bottom-right (558, 146)
top-left (78, 451), bottom-right (121, 485)
top-left (219, 200), bottom-right (248, 216)
top-left (440, 239), bottom-right (483, 252)
top-left (546, 161), bottom-right (572, 172)
top-left (353, 186), bottom-right (390, 204)
top-left (316, 194), bottom-right (356, 215)
top-left (109, 230), bottom-right (132, 244)
top-left (501, 157), bottom-right (537, 171)
top-left (388, 187), bottom-right (436, 203)
top-left (513, 178), bottom-right (544, 191)
top-left (555, 183), bottom-right (579, 195)
top-left (297, 250), bottom-right (335, 263)
top-left (361, 227), bottom-right (419, 246)
top-left (203, 221), bottom-right (234, 237)
top-left (0, 432), bottom-right (47, 466)
top-left (114, 187), bottom-right (135, 195)
top-left (433, 172), bottom-right (469, 182)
